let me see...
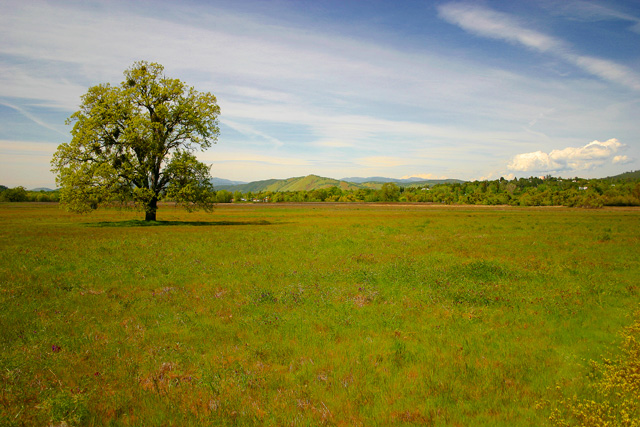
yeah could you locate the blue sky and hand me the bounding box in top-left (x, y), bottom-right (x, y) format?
top-left (1, 0), bottom-right (639, 187)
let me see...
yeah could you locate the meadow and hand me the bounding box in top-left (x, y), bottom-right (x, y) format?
top-left (1, 202), bottom-right (638, 426)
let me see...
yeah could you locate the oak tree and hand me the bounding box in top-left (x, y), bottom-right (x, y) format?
top-left (51, 61), bottom-right (220, 221)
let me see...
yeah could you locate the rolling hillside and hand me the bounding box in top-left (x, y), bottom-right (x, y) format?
top-left (213, 175), bottom-right (363, 193)
top-left (606, 170), bottom-right (640, 181)
top-left (213, 174), bottom-right (467, 193)
top-left (210, 177), bottom-right (247, 186)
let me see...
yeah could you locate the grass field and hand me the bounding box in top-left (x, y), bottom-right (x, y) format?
top-left (1, 202), bottom-right (638, 426)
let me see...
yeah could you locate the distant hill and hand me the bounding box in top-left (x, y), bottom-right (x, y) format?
top-left (266, 175), bottom-right (362, 192)
top-left (605, 170), bottom-right (640, 181)
top-left (215, 178), bottom-right (281, 192)
top-left (30, 187), bottom-right (56, 192)
top-left (211, 177), bottom-right (247, 186)
top-left (402, 179), bottom-right (466, 187)
top-left (214, 174), bottom-right (467, 193)
top-left (341, 176), bottom-right (424, 184)
top-left (342, 176), bottom-right (465, 186)
top-left (215, 175), bottom-right (364, 193)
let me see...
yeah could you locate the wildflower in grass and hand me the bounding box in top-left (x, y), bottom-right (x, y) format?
top-left (52, 345), bottom-right (61, 352)
top-left (547, 309), bottom-right (640, 425)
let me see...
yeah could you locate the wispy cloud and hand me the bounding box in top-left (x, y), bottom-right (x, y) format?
top-left (0, 63), bottom-right (86, 111)
top-left (0, 101), bottom-right (67, 137)
top-left (568, 55), bottom-right (640, 91)
top-left (200, 152), bottom-right (311, 167)
top-left (507, 138), bottom-right (626, 173)
top-left (550, 1), bottom-right (640, 33)
top-left (438, 2), bottom-right (640, 90)
top-left (220, 118), bottom-right (284, 148)
top-left (438, 3), bottom-right (560, 52)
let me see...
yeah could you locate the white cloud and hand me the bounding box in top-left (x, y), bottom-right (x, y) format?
top-left (0, 101), bottom-right (68, 136)
top-left (438, 3), bottom-right (560, 52)
top-left (551, 1), bottom-right (640, 33)
top-left (220, 118), bottom-right (284, 148)
top-left (0, 63), bottom-right (87, 110)
top-left (479, 172), bottom-right (515, 181)
top-left (568, 55), bottom-right (640, 91)
top-left (613, 155), bottom-right (631, 164)
top-left (508, 138), bottom-right (625, 173)
top-left (226, 86), bottom-right (299, 104)
top-left (438, 2), bottom-right (640, 91)
top-left (508, 150), bottom-right (560, 172)
top-left (199, 151), bottom-right (310, 167)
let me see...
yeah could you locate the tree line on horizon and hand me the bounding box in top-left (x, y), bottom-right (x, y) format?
top-left (0, 186), bottom-right (60, 203)
top-left (3, 174), bottom-right (640, 207)
top-left (215, 175), bottom-right (640, 208)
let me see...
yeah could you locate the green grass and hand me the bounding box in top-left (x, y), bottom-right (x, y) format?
top-left (1, 203), bottom-right (638, 426)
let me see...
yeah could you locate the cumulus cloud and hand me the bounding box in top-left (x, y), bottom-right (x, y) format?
top-left (507, 138), bottom-right (626, 173)
top-left (479, 172), bottom-right (515, 181)
top-left (613, 155), bottom-right (631, 164)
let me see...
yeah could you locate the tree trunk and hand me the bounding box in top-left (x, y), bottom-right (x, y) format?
top-left (145, 197), bottom-right (158, 221)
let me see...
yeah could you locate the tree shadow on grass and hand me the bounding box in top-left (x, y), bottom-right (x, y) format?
top-left (89, 219), bottom-right (274, 227)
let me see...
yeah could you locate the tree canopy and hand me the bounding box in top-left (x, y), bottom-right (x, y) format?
top-left (51, 61), bottom-right (220, 221)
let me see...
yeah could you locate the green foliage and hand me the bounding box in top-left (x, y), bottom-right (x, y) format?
top-left (51, 61), bottom-right (220, 220)
top-left (0, 187), bottom-right (59, 202)
top-left (214, 190), bottom-right (233, 203)
top-left (379, 182), bottom-right (400, 201)
top-left (0, 186), bottom-right (27, 202)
